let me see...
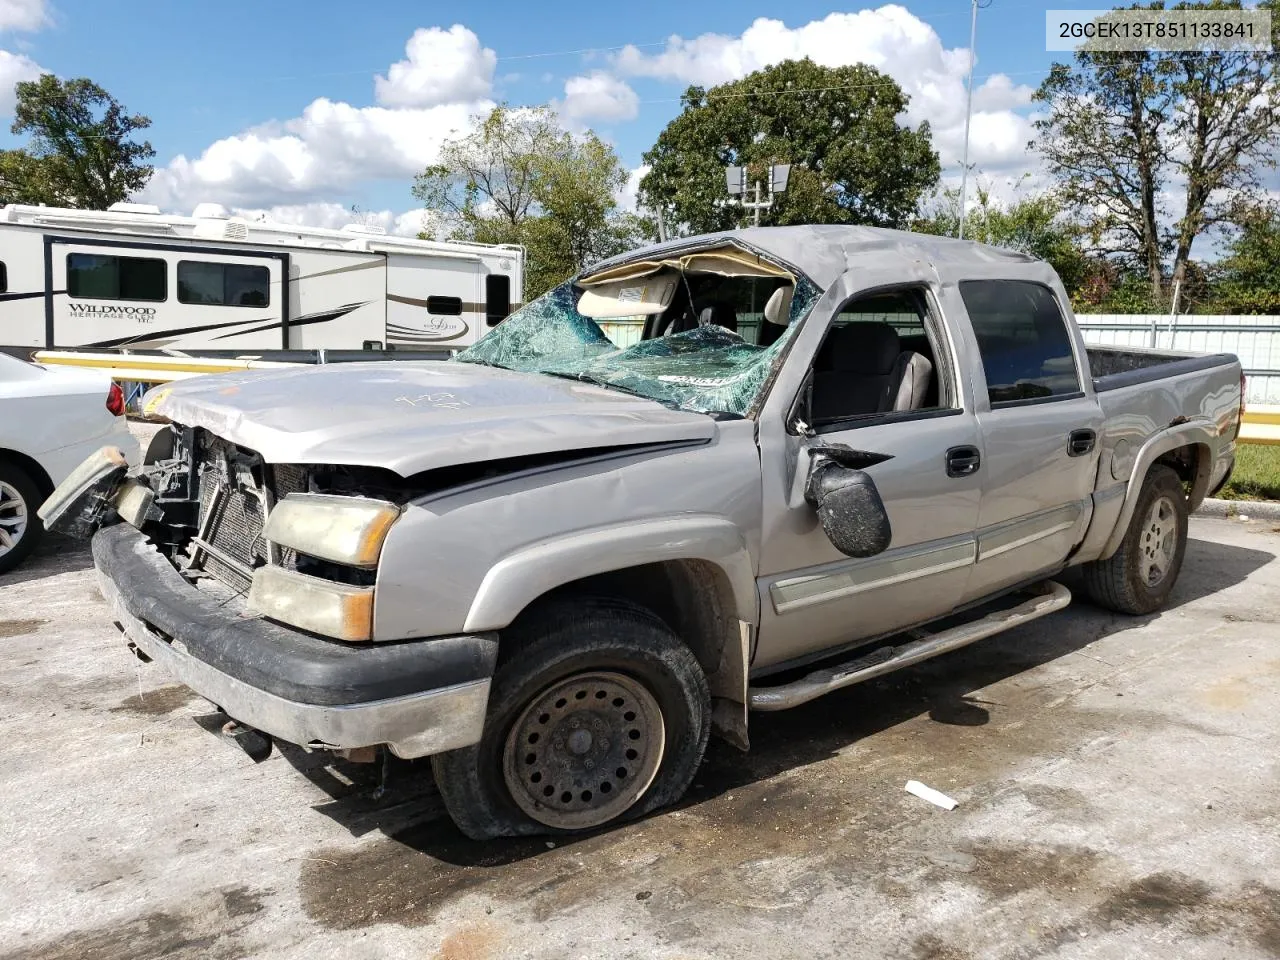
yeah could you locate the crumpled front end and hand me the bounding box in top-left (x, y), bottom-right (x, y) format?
top-left (73, 423), bottom-right (499, 759)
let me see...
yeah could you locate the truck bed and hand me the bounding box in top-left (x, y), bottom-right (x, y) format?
top-left (1087, 345), bottom-right (1237, 392)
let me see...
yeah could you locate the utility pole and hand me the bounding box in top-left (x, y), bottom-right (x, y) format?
top-left (957, 0), bottom-right (980, 240)
top-left (726, 164), bottom-right (791, 228)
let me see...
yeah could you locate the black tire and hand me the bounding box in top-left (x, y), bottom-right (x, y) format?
top-left (432, 598), bottom-right (711, 840)
top-left (1080, 464), bottom-right (1188, 615)
top-left (0, 462), bottom-right (45, 576)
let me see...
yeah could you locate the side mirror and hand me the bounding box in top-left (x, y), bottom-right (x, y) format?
top-left (803, 445), bottom-right (893, 558)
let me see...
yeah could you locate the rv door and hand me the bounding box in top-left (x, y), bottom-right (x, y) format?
top-left (50, 240), bottom-right (285, 350)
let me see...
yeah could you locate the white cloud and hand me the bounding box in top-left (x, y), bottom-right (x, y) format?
top-left (141, 97), bottom-right (485, 211)
top-left (374, 25), bottom-right (496, 108)
top-left (141, 25), bottom-right (505, 213)
top-left (616, 164), bottom-right (649, 212)
top-left (558, 71), bottom-right (639, 124)
top-left (614, 7), bottom-right (1039, 174)
top-left (0, 47), bottom-right (41, 115)
top-left (0, 0), bottom-right (47, 33)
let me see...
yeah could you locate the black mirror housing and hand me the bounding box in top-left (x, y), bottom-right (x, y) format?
top-left (804, 450), bottom-right (892, 558)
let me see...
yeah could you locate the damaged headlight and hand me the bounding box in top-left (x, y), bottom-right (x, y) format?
top-left (263, 493), bottom-right (401, 568)
top-left (248, 566), bottom-right (374, 642)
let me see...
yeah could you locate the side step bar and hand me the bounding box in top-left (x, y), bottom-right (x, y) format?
top-left (747, 580), bottom-right (1072, 711)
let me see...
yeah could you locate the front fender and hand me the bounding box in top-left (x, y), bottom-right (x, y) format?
top-left (462, 516), bottom-right (758, 633)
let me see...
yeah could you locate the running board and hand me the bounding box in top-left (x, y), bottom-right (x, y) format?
top-left (747, 580), bottom-right (1072, 712)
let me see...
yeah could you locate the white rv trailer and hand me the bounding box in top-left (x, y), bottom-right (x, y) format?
top-left (0, 202), bottom-right (523, 357)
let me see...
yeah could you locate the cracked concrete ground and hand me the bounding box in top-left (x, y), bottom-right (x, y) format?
top-left (0, 515), bottom-right (1278, 959)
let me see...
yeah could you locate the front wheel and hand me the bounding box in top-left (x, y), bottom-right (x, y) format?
top-left (0, 464), bottom-right (45, 575)
top-left (1080, 464), bottom-right (1188, 615)
top-left (432, 600), bottom-right (710, 840)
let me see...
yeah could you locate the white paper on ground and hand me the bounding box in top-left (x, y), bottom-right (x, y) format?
top-left (905, 780), bottom-right (958, 810)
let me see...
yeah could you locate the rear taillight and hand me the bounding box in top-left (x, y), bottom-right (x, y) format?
top-left (106, 382), bottom-right (125, 417)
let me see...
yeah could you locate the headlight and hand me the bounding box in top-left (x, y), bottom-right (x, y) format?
top-left (263, 493), bottom-right (400, 568)
top-left (248, 566), bottom-right (374, 641)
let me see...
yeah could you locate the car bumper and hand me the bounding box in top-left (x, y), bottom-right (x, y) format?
top-left (92, 523), bottom-right (498, 759)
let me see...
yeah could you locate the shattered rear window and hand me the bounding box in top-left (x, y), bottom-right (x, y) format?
top-left (454, 276), bottom-right (821, 416)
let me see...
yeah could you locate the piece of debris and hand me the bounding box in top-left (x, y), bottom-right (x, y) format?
top-left (905, 780), bottom-right (958, 810)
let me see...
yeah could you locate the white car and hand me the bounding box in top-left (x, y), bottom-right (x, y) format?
top-left (0, 353), bottom-right (137, 573)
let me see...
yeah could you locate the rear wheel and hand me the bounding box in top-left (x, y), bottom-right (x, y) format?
top-left (0, 464), bottom-right (44, 575)
top-left (1080, 464), bottom-right (1188, 615)
top-left (432, 600), bottom-right (710, 839)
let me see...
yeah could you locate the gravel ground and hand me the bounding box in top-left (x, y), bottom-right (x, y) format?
top-left (1, 511), bottom-right (1278, 959)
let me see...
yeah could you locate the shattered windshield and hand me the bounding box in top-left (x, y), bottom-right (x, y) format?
top-left (454, 273), bottom-right (821, 416)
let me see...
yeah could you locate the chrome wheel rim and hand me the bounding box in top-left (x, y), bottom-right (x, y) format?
top-left (503, 671), bottom-right (665, 831)
top-left (0, 480), bottom-right (28, 558)
top-left (1138, 494), bottom-right (1178, 587)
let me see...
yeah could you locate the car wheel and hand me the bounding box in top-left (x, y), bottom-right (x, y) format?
top-left (0, 464), bottom-right (45, 575)
top-left (1080, 464), bottom-right (1188, 615)
top-left (432, 599), bottom-right (711, 840)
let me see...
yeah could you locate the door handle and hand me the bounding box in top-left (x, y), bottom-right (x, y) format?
top-left (946, 445), bottom-right (981, 478)
top-left (1068, 429), bottom-right (1097, 457)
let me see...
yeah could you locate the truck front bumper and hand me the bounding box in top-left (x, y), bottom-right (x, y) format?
top-left (92, 524), bottom-right (498, 759)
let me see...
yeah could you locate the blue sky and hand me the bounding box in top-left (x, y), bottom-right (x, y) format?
top-left (0, 0), bottom-right (1069, 233)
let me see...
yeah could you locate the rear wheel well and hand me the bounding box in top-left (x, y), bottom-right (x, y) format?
top-left (0, 450), bottom-right (53, 498)
top-left (1154, 442), bottom-right (1211, 508)
top-left (512, 560), bottom-right (744, 705)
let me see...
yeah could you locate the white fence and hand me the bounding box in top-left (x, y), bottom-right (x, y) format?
top-left (1077, 314), bottom-right (1280, 404)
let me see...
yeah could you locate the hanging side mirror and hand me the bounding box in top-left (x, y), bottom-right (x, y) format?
top-left (803, 444), bottom-right (893, 558)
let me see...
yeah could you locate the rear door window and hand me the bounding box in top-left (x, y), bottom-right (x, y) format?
top-left (959, 280), bottom-right (1080, 405)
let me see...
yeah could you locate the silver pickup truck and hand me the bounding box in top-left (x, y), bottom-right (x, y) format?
top-left (43, 226), bottom-right (1243, 839)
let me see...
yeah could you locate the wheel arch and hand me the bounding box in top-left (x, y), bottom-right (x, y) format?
top-left (464, 517), bottom-right (757, 749)
top-left (1100, 421), bottom-right (1215, 559)
top-left (0, 448), bottom-right (54, 498)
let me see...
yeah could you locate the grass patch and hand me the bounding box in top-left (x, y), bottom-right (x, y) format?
top-left (1217, 443), bottom-right (1280, 501)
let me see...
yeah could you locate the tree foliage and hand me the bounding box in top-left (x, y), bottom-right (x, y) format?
top-left (912, 180), bottom-right (1091, 297)
top-left (1031, 0), bottom-right (1280, 307)
top-left (413, 105), bottom-right (646, 298)
top-left (4, 74), bottom-right (155, 209)
top-left (1213, 204), bottom-right (1280, 314)
top-left (639, 59), bottom-right (940, 234)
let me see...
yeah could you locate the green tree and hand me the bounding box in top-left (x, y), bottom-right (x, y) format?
top-left (8, 75), bottom-right (155, 209)
top-left (0, 148), bottom-right (64, 205)
top-left (639, 58), bottom-right (940, 234)
top-left (1031, 1), bottom-right (1280, 308)
top-left (912, 180), bottom-right (1090, 297)
top-left (413, 105), bottom-right (645, 298)
top-left (1213, 204), bottom-right (1280, 314)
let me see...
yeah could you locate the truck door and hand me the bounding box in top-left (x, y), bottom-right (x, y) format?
top-left (753, 266), bottom-right (983, 673)
top-left (953, 278), bottom-right (1105, 603)
top-left (51, 240), bottom-right (282, 350)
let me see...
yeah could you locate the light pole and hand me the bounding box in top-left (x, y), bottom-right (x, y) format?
top-left (726, 163), bottom-right (791, 227)
top-left (957, 0), bottom-right (980, 240)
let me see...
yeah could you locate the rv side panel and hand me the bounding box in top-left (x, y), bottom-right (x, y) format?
top-left (285, 248), bottom-right (387, 349)
top-left (0, 224), bottom-right (51, 354)
top-left (385, 253), bottom-right (481, 349)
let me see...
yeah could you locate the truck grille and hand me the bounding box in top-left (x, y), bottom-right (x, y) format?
top-left (192, 435), bottom-right (308, 591)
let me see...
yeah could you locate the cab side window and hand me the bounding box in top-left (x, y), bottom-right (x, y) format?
top-left (959, 280), bottom-right (1080, 405)
top-left (807, 288), bottom-right (952, 430)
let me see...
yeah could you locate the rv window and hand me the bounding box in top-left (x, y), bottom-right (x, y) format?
top-left (427, 296), bottom-right (463, 316)
top-left (177, 261), bottom-right (270, 307)
top-left (67, 253), bottom-right (166, 302)
top-left (0, 261), bottom-right (6, 294)
top-left (486, 274), bottom-right (511, 326)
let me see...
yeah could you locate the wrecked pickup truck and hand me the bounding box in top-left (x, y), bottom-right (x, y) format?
top-left (42, 225), bottom-right (1243, 839)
